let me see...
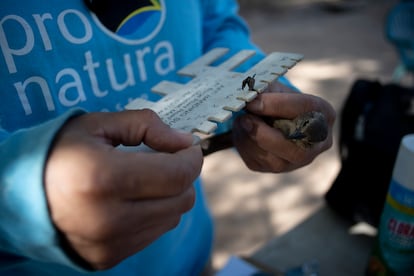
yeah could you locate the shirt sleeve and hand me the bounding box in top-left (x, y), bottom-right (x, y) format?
top-left (0, 109), bottom-right (86, 270)
top-left (201, 0), bottom-right (297, 85)
top-left (201, 0), bottom-right (263, 65)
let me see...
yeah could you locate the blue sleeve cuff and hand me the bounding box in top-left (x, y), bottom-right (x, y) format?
top-left (0, 109), bottom-right (86, 269)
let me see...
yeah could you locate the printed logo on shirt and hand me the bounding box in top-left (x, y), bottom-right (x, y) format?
top-left (117, 0), bottom-right (163, 37)
top-left (90, 0), bottom-right (166, 44)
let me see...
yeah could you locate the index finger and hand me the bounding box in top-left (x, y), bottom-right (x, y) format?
top-left (105, 146), bottom-right (203, 200)
top-left (246, 92), bottom-right (335, 124)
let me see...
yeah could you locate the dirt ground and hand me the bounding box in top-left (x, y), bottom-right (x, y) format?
top-left (201, 0), bottom-right (403, 274)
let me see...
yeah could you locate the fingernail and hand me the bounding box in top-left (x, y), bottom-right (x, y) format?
top-left (247, 98), bottom-right (264, 112)
top-left (241, 116), bottom-right (254, 133)
top-left (175, 130), bottom-right (201, 146)
top-left (174, 129), bottom-right (195, 143)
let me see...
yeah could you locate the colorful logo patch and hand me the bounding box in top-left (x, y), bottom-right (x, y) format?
top-left (116, 0), bottom-right (164, 41)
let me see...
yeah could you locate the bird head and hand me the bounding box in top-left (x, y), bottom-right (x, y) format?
top-left (291, 111), bottom-right (328, 144)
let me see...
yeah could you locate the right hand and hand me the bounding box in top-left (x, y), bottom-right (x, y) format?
top-left (44, 110), bottom-right (203, 270)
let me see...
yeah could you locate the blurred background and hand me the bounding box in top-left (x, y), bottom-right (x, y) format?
top-left (201, 0), bottom-right (404, 274)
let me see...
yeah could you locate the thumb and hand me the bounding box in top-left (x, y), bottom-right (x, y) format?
top-left (81, 110), bottom-right (196, 153)
top-left (246, 92), bottom-right (325, 119)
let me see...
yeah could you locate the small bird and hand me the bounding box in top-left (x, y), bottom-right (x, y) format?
top-left (241, 74), bottom-right (328, 148)
top-left (272, 111), bottom-right (328, 149)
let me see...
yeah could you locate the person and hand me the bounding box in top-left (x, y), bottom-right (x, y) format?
top-left (0, 0), bottom-right (336, 275)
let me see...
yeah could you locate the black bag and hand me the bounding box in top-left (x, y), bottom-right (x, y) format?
top-left (325, 79), bottom-right (414, 226)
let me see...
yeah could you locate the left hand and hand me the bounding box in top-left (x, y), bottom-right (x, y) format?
top-left (232, 82), bottom-right (336, 172)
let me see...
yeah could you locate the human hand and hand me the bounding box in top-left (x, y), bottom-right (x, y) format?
top-left (232, 82), bottom-right (336, 172)
top-left (44, 110), bottom-right (203, 270)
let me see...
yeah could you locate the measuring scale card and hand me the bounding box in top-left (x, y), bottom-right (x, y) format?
top-left (125, 48), bottom-right (303, 135)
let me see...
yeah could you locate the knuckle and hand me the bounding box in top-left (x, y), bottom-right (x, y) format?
top-left (167, 216), bottom-right (182, 231)
top-left (268, 158), bottom-right (290, 173)
top-left (139, 108), bottom-right (161, 123)
top-left (171, 169), bottom-right (187, 194)
top-left (181, 187), bottom-right (196, 212)
top-left (173, 160), bottom-right (200, 195)
top-left (287, 145), bottom-right (311, 165)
